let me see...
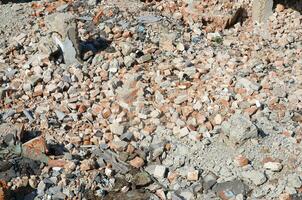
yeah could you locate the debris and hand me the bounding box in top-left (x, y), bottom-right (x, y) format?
top-left (263, 161), bottom-right (283, 172)
top-left (242, 170), bottom-right (267, 186)
top-left (80, 159), bottom-right (96, 171)
top-left (109, 123), bottom-right (125, 136)
top-left (0, 123), bottom-right (23, 143)
top-left (213, 180), bottom-right (249, 200)
top-left (187, 170), bottom-right (199, 181)
top-left (275, 4), bottom-right (285, 13)
top-left (129, 157), bottom-right (144, 168)
top-left (203, 172), bottom-right (218, 191)
top-left (137, 15), bottom-right (161, 24)
top-left (0, 0), bottom-right (301, 199)
top-left (252, 0), bottom-right (273, 23)
top-left (153, 165), bottom-right (167, 179)
top-left (234, 155), bottom-right (249, 167)
top-left (44, 13), bottom-right (80, 65)
top-left (22, 136), bottom-right (67, 167)
top-left (93, 9), bottom-right (103, 24)
top-left (133, 172), bottom-right (152, 186)
top-left (0, 180), bottom-right (8, 200)
top-left (221, 114), bottom-right (258, 144)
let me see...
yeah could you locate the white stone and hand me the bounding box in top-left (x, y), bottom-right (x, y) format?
top-left (263, 162), bottom-right (283, 172)
top-left (23, 83), bottom-right (32, 92)
top-left (207, 32), bottom-right (221, 41)
top-left (214, 114), bottom-right (223, 125)
top-left (174, 95), bottom-right (188, 104)
top-left (176, 43), bottom-right (185, 51)
top-left (255, 100), bottom-right (261, 108)
top-left (221, 114), bottom-right (258, 144)
top-left (120, 42), bottom-right (134, 56)
top-left (109, 122), bottom-right (125, 135)
top-left (154, 165), bottom-right (167, 179)
top-left (46, 83), bottom-right (57, 93)
top-left (150, 110), bottom-right (160, 118)
top-left (287, 174), bottom-right (302, 188)
top-left (124, 55), bottom-right (135, 68)
top-left (179, 127), bottom-right (189, 138)
top-left (242, 170), bottom-right (267, 186)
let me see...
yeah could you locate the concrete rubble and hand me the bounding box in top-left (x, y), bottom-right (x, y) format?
top-left (0, 0), bottom-right (302, 199)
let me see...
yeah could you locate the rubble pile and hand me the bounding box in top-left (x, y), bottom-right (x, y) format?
top-left (0, 0), bottom-right (301, 199)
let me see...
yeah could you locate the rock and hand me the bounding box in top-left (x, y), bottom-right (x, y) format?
top-left (276, 4), bottom-right (285, 12)
top-left (160, 33), bottom-right (176, 52)
top-left (48, 186), bottom-right (62, 195)
top-left (44, 13), bottom-right (80, 65)
top-left (46, 83), bottom-right (57, 93)
top-left (80, 159), bottom-right (96, 171)
top-left (3, 133), bottom-right (15, 146)
top-left (287, 174), bottom-right (302, 188)
top-left (129, 157), bottom-right (144, 168)
top-left (58, 30), bottom-right (80, 65)
top-left (43, 70), bottom-right (52, 83)
top-left (242, 170), bottom-right (267, 186)
top-left (174, 95), bottom-right (188, 104)
top-left (105, 189), bottom-right (151, 200)
top-left (234, 155), bottom-right (249, 167)
top-left (203, 172), bottom-right (218, 191)
top-left (137, 15), bottom-right (161, 24)
top-left (14, 33), bottom-right (27, 43)
top-left (221, 114), bottom-right (258, 144)
top-left (154, 165), bottom-right (168, 179)
top-left (109, 123), bottom-right (125, 135)
top-left (52, 191), bottom-right (66, 200)
top-left (171, 193), bottom-right (185, 200)
top-left (263, 162), bottom-right (283, 172)
top-left (29, 176), bottom-right (38, 188)
top-left (37, 181), bottom-right (46, 195)
top-left (38, 36), bottom-right (59, 56)
top-left (44, 13), bottom-right (76, 40)
top-left (292, 194), bottom-right (302, 200)
top-left (180, 191), bottom-right (195, 200)
top-left (137, 54), bottom-right (152, 64)
top-left (213, 180), bottom-right (249, 200)
top-left (279, 193), bottom-right (292, 200)
top-left (133, 172), bottom-right (152, 186)
top-left (87, 0), bottom-right (99, 6)
top-left (109, 140), bottom-right (128, 151)
top-left (120, 132), bottom-right (133, 141)
top-left (187, 170), bottom-right (199, 181)
top-left (2, 109), bottom-right (16, 121)
top-left (214, 114), bottom-right (223, 125)
top-left (120, 42), bottom-right (134, 56)
top-left (179, 127), bottom-right (189, 138)
top-left (235, 78), bottom-right (261, 93)
top-left (252, 0), bottom-right (273, 23)
top-left (22, 82), bottom-right (32, 92)
top-left (156, 189), bottom-right (166, 200)
top-left (176, 43), bottom-right (185, 51)
top-left (207, 32), bottom-right (222, 41)
top-left (0, 123), bottom-right (23, 142)
top-left (124, 55), bottom-right (135, 68)
top-left (55, 110), bottom-right (66, 121)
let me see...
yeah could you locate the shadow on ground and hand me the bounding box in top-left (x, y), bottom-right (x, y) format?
top-left (275, 0), bottom-right (302, 13)
top-left (0, 0), bottom-right (39, 3)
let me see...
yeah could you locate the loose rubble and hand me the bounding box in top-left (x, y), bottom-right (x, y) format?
top-left (0, 0), bottom-right (302, 199)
